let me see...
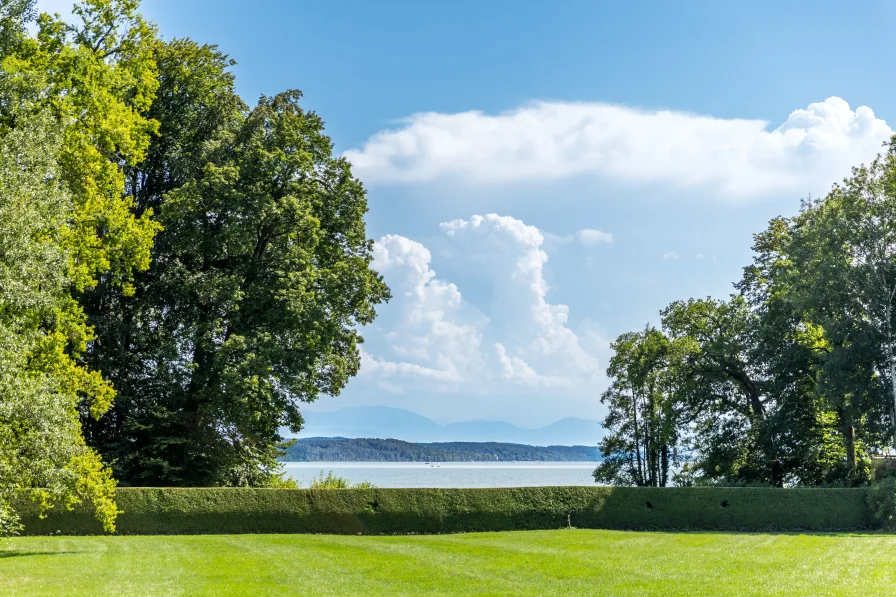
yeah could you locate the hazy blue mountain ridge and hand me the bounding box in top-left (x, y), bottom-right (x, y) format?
top-left (295, 406), bottom-right (602, 446)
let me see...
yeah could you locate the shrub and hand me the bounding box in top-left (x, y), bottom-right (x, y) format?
top-left (867, 477), bottom-right (896, 529)
top-left (14, 486), bottom-right (873, 536)
top-left (310, 471), bottom-right (351, 489)
top-left (259, 474), bottom-right (300, 489)
top-left (309, 471), bottom-right (376, 490)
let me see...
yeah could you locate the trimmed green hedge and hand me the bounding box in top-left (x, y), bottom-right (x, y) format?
top-left (14, 486), bottom-right (874, 536)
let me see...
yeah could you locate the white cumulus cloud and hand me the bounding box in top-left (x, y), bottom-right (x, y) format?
top-left (577, 229), bottom-right (613, 246)
top-left (345, 97), bottom-right (892, 198)
top-left (364, 234), bottom-right (486, 388)
top-left (360, 215), bottom-right (602, 395)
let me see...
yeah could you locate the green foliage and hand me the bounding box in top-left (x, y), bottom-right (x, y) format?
top-left (867, 477), bottom-right (896, 530)
top-left (12, 486), bottom-right (873, 535)
top-left (81, 39), bottom-right (390, 487)
top-left (283, 438), bottom-right (601, 462)
top-left (0, 1), bottom-right (34, 52)
top-left (309, 471), bottom-right (376, 489)
top-left (783, 146), bottom-right (896, 453)
top-left (0, 110), bottom-right (116, 536)
top-left (599, 295), bottom-right (833, 487)
top-left (661, 296), bottom-right (787, 486)
top-left (595, 326), bottom-right (689, 487)
top-left (2, 2), bottom-right (387, 498)
top-left (602, 138), bottom-right (896, 488)
top-left (0, 0), bottom-right (171, 538)
top-left (310, 471), bottom-right (351, 489)
top-left (257, 474), bottom-right (300, 489)
top-left (2, 0), bottom-right (161, 294)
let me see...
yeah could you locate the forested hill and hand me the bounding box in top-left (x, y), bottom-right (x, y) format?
top-left (282, 438), bottom-right (601, 462)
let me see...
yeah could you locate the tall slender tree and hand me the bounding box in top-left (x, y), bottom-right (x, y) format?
top-left (595, 327), bottom-right (687, 487)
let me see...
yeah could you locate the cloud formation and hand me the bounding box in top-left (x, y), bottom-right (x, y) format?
top-left (345, 97), bottom-right (891, 198)
top-left (359, 215), bottom-right (603, 395)
top-left (362, 234), bottom-right (485, 388)
top-left (577, 229), bottom-right (613, 246)
top-left (544, 228), bottom-right (613, 247)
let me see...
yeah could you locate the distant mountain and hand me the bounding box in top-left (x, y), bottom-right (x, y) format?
top-left (537, 418), bottom-right (606, 445)
top-left (282, 437), bottom-right (601, 462)
top-left (294, 406), bottom-right (603, 446)
top-left (442, 420), bottom-right (522, 442)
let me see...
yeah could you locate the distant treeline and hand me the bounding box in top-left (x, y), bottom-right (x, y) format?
top-left (282, 438), bottom-right (601, 462)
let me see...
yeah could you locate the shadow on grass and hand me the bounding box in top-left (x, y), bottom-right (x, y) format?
top-left (0, 550), bottom-right (77, 559)
top-left (573, 528), bottom-right (885, 538)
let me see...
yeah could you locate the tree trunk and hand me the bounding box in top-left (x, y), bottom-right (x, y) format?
top-left (887, 307), bottom-right (896, 448)
top-left (632, 391), bottom-right (644, 486)
top-left (762, 425), bottom-right (783, 488)
top-left (844, 420), bottom-right (857, 469)
top-left (660, 444), bottom-right (669, 487)
top-left (767, 453), bottom-right (781, 488)
top-left (647, 389), bottom-right (656, 487)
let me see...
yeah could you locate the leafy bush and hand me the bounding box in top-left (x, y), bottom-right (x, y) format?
top-left (260, 474), bottom-right (300, 489)
top-left (308, 471), bottom-right (376, 490)
top-left (867, 478), bottom-right (896, 529)
top-left (13, 486), bottom-right (873, 536)
top-left (310, 471), bottom-right (350, 489)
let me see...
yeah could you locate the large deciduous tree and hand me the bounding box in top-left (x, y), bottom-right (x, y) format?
top-left (596, 139), bottom-right (896, 487)
top-left (660, 296), bottom-right (785, 485)
top-left (0, 111), bottom-right (117, 535)
top-left (82, 39), bottom-right (390, 486)
top-left (740, 215), bottom-right (875, 483)
top-left (2, 0), bottom-right (161, 294)
top-left (0, 0), bottom-right (159, 533)
top-left (783, 142), bottom-right (896, 460)
top-left (659, 295), bottom-right (844, 487)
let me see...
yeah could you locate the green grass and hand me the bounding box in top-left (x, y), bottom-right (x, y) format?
top-left (2, 529), bottom-right (895, 596)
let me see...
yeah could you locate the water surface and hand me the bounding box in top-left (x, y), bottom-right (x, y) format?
top-left (283, 461), bottom-right (597, 488)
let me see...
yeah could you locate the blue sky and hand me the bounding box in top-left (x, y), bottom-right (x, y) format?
top-left (39, 1), bottom-right (896, 426)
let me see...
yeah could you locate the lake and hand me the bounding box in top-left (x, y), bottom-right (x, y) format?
top-left (283, 461), bottom-right (597, 488)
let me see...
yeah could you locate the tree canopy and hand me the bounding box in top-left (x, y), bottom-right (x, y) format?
top-left (0, 109), bottom-right (116, 535)
top-left (0, 0), bottom-right (160, 535)
top-left (0, 0), bottom-right (389, 532)
top-left (599, 140), bottom-right (896, 487)
top-left (82, 75), bottom-right (390, 486)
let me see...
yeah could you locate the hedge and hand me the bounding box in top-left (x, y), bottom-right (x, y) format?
top-left (14, 486), bottom-right (874, 536)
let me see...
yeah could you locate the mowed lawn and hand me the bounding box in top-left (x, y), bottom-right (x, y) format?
top-left (2, 529), bottom-right (896, 596)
